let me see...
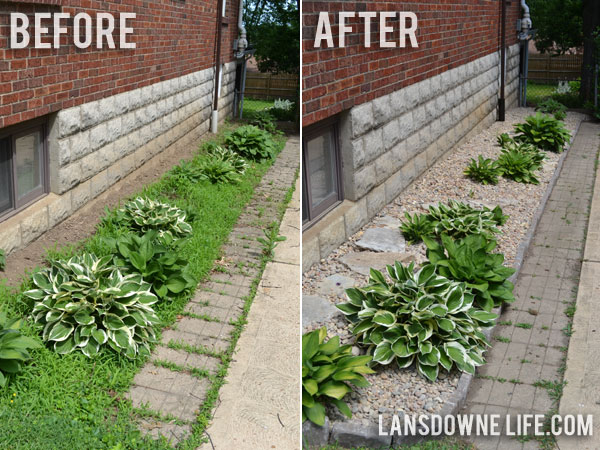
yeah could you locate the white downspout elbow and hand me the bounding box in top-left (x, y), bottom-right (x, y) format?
top-left (520, 0), bottom-right (532, 32)
top-left (236, 0), bottom-right (247, 58)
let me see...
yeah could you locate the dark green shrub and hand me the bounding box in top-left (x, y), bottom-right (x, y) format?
top-left (250, 110), bottom-right (279, 134)
top-left (104, 230), bottom-right (196, 301)
top-left (514, 113), bottom-right (571, 153)
top-left (464, 156), bottom-right (502, 185)
top-left (535, 98), bottom-right (567, 120)
top-left (337, 263), bottom-right (496, 381)
top-left (399, 212), bottom-right (435, 244)
top-left (424, 234), bottom-right (515, 311)
top-left (224, 125), bottom-right (277, 161)
top-left (302, 327), bottom-right (373, 425)
top-left (497, 147), bottom-right (541, 184)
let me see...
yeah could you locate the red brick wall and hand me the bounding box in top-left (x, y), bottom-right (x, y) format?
top-left (0, 0), bottom-right (239, 129)
top-left (303, 0), bottom-right (521, 126)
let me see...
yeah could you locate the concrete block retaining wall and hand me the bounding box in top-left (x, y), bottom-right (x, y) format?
top-left (303, 45), bottom-right (520, 272)
top-left (0, 62), bottom-right (236, 255)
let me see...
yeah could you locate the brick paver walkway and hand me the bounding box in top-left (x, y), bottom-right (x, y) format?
top-left (463, 121), bottom-right (600, 450)
top-left (126, 136), bottom-right (300, 445)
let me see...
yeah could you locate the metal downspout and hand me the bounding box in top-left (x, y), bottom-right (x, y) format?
top-left (499, 0), bottom-right (507, 121)
top-left (211, 0), bottom-right (224, 134)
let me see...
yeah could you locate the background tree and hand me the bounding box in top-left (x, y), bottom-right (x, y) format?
top-left (244, 0), bottom-right (299, 74)
top-left (528, 0), bottom-right (599, 102)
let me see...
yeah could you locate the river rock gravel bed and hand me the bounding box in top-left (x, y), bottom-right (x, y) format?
top-left (303, 108), bottom-right (586, 425)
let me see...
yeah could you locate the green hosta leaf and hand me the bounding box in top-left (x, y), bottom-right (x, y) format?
top-left (418, 361), bottom-right (439, 381)
top-left (331, 398), bottom-right (352, 418)
top-left (304, 402), bottom-right (326, 426)
top-left (319, 381), bottom-right (351, 400)
top-left (91, 328), bottom-right (108, 345)
top-left (373, 342), bottom-right (395, 365)
top-left (373, 310), bottom-right (395, 327)
top-left (47, 322), bottom-right (74, 342)
top-left (54, 336), bottom-right (76, 354)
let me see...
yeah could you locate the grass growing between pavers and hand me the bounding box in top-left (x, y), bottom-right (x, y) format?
top-left (0, 123), bottom-right (291, 449)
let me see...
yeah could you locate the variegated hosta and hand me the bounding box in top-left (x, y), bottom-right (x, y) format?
top-left (24, 254), bottom-right (160, 359)
top-left (115, 197), bottom-right (193, 242)
top-left (207, 145), bottom-right (248, 174)
top-left (337, 263), bottom-right (497, 382)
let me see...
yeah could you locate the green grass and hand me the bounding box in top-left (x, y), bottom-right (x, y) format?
top-left (0, 123), bottom-right (289, 449)
top-left (526, 81), bottom-right (582, 108)
top-left (242, 98), bottom-right (275, 119)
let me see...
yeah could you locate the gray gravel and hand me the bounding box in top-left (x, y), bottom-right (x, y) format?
top-left (303, 108), bottom-right (586, 425)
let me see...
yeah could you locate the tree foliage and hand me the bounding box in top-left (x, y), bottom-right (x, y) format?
top-left (528, 0), bottom-right (583, 54)
top-left (244, 0), bottom-right (300, 74)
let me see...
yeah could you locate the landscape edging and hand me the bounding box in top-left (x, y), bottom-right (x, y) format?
top-left (302, 119), bottom-right (585, 449)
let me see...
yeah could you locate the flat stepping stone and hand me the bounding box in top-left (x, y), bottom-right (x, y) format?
top-left (373, 215), bottom-right (402, 228)
top-left (303, 295), bottom-right (342, 328)
top-left (139, 419), bottom-right (191, 446)
top-left (340, 251), bottom-right (415, 276)
top-left (316, 274), bottom-right (356, 297)
top-left (356, 227), bottom-right (405, 252)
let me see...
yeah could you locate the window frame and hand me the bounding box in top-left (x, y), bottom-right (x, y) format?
top-left (302, 115), bottom-right (344, 229)
top-left (0, 117), bottom-right (49, 222)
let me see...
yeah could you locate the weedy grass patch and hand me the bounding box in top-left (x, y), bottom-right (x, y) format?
top-left (0, 124), bottom-right (288, 449)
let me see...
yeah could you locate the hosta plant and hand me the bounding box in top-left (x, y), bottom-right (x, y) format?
top-left (535, 98), bottom-right (567, 120)
top-left (24, 254), bottom-right (160, 359)
top-left (224, 125), bottom-right (277, 161)
top-left (424, 234), bottom-right (515, 311)
top-left (250, 110), bottom-right (279, 134)
top-left (197, 156), bottom-right (241, 184)
top-left (425, 201), bottom-right (507, 240)
top-left (114, 197), bottom-right (193, 242)
top-left (464, 156), bottom-right (502, 185)
top-left (399, 201), bottom-right (507, 243)
top-left (496, 147), bottom-right (541, 184)
top-left (496, 133), bottom-right (513, 147)
top-left (0, 249), bottom-right (5, 271)
top-left (514, 113), bottom-right (571, 153)
top-left (0, 312), bottom-right (41, 387)
top-left (337, 263), bottom-right (496, 381)
top-left (207, 145), bottom-right (248, 174)
top-left (104, 231), bottom-right (196, 300)
top-left (501, 140), bottom-right (546, 165)
top-left (302, 327), bottom-right (373, 425)
top-left (399, 212), bottom-right (435, 244)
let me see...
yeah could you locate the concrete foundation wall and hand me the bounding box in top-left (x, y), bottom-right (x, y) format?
top-left (0, 62), bottom-right (236, 255)
top-left (303, 45), bottom-right (520, 272)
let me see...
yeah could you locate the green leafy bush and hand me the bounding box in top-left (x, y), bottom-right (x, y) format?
top-left (535, 98), bottom-right (567, 120)
top-left (399, 201), bottom-right (507, 243)
top-left (424, 234), bottom-right (515, 312)
top-left (496, 147), bottom-right (541, 184)
top-left (337, 263), bottom-right (496, 381)
top-left (496, 133), bottom-right (513, 147)
top-left (501, 140), bottom-right (546, 165)
top-left (514, 112), bottom-right (571, 153)
top-left (426, 201), bottom-right (507, 240)
top-left (0, 312), bottom-right (41, 387)
top-left (104, 231), bottom-right (196, 300)
top-left (250, 110), bottom-right (278, 134)
top-left (225, 125), bottom-right (277, 161)
top-left (25, 254), bottom-right (160, 359)
top-left (464, 156), bottom-right (502, 185)
top-left (399, 212), bottom-right (435, 244)
top-left (196, 156), bottom-right (241, 184)
top-left (207, 145), bottom-right (248, 174)
top-left (302, 327), bottom-right (373, 425)
top-left (114, 197), bottom-right (193, 242)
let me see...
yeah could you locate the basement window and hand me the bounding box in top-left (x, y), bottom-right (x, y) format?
top-left (0, 119), bottom-right (49, 220)
top-left (302, 117), bottom-right (343, 228)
